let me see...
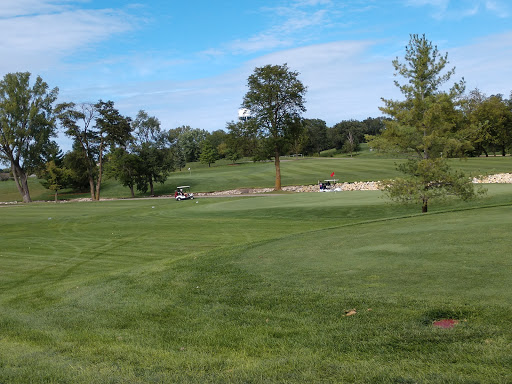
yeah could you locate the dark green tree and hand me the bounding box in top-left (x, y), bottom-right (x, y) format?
top-left (56, 101), bottom-right (131, 200)
top-left (242, 63), bottom-right (307, 190)
top-left (302, 119), bottom-right (328, 156)
top-left (172, 126), bottom-right (208, 163)
top-left (367, 34), bottom-right (477, 212)
top-left (94, 100), bottom-right (132, 200)
top-left (40, 160), bottom-right (72, 202)
top-left (225, 119), bottom-right (260, 161)
top-left (469, 94), bottom-right (512, 156)
top-left (55, 102), bottom-right (99, 199)
top-left (167, 127), bottom-right (187, 171)
top-left (106, 148), bottom-right (141, 198)
top-left (208, 129), bottom-right (227, 158)
top-left (0, 72), bottom-right (59, 202)
top-left (199, 140), bottom-right (218, 167)
top-left (132, 110), bottom-right (174, 195)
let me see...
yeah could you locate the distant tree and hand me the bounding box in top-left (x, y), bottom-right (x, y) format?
top-left (167, 127), bottom-right (187, 171)
top-left (132, 110), bottom-right (174, 195)
top-left (362, 117), bottom-right (387, 136)
top-left (40, 160), bottom-right (72, 202)
top-left (199, 140), bottom-right (218, 167)
top-left (173, 126), bottom-right (209, 163)
top-left (332, 120), bottom-right (364, 155)
top-left (106, 148), bottom-right (141, 198)
top-left (208, 129), bottom-right (227, 158)
top-left (242, 63), bottom-right (307, 190)
top-left (226, 119), bottom-right (259, 160)
top-left (302, 119), bottom-right (328, 156)
top-left (367, 34), bottom-right (477, 212)
top-left (461, 88), bottom-right (489, 156)
top-left (470, 94), bottom-right (512, 156)
top-left (0, 72), bottom-right (59, 202)
top-left (342, 129), bottom-right (359, 157)
top-left (93, 100), bottom-right (132, 200)
top-left (62, 147), bottom-right (94, 192)
top-left (56, 100), bottom-right (131, 200)
top-left (55, 102), bottom-right (98, 199)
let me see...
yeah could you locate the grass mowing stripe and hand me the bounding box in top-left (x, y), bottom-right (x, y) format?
top-left (1, 186), bottom-right (511, 382)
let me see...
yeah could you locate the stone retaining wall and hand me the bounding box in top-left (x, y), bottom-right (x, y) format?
top-left (196, 173), bottom-right (512, 196)
top-left (472, 173), bottom-right (512, 183)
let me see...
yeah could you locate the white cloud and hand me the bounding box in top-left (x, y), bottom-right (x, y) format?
top-left (0, 0), bottom-right (74, 17)
top-left (405, 0), bottom-right (510, 19)
top-left (0, 2), bottom-right (134, 75)
top-left (485, 0), bottom-right (509, 17)
top-left (115, 33), bottom-right (511, 130)
top-left (292, 0), bottom-right (332, 6)
top-left (91, 40), bottom-right (396, 136)
top-left (450, 31), bottom-right (512, 95)
top-left (218, 2), bottom-right (334, 55)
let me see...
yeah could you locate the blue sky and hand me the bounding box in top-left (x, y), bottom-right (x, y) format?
top-left (1, 0), bottom-right (512, 151)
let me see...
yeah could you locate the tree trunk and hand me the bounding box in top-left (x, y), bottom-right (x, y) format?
top-left (54, 190), bottom-right (58, 203)
top-left (274, 146), bottom-right (281, 191)
top-left (11, 162), bottom-right (32, 203)
top-left (150, 178), bottom-right (155, 196)
top-left (129, 185), bottom-right (135, 198)
top-left (88, 173), bottom-right (95, 200)
top-left (422, 198), bottom-right (428, 213)
top-left (95, 142), bottom-right (104, 201)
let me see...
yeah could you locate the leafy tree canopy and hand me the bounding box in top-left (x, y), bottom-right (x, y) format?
top-left (242, 63), bottom-right (307, 190)
top-left (0, 72), bottom-right (59, 202)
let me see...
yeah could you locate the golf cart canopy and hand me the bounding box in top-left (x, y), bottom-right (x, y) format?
top-left (176, 186), bottom-right (190, 189)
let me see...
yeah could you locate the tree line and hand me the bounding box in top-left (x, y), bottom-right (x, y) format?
top-left (1, 36), bottom-right (512, 204)
top-left (0, 71), bottom-right (386, 202)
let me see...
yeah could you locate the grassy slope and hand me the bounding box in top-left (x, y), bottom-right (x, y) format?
top-left (1, 185), bottom-right (511, 382)
top-left (1, 155), bottom-right (511, 202)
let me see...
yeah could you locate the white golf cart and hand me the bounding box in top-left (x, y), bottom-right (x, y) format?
top-left (174, 186), bottom-right (194, 201)
top-left (319, 179), bottom-right (339, 191)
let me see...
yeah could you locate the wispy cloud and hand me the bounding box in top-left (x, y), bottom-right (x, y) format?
top-left (206, 1), bottom-right (370, 56)
top-left (103, 40), bottom-right (396, 134)
top-left (225, 6), bottom-right (332, 54)
top-left (451, 31), bottom-right (512, 94)
top-left (0, 0), bottom-right (73, 17)
top-left (405, 0), bottom-right (509, 19)
top-left (485, 0), bottom-right (509, 17)
top-left (0, 1), bottom-right (135, 74)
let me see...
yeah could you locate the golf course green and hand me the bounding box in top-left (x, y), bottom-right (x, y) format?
top-left (1, 158), bottom-right (511, 383)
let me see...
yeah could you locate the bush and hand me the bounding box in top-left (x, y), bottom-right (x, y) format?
top-left (0, 173), bottom-right (10, 181)
top-left (319, 148), bottom-right (337, 157)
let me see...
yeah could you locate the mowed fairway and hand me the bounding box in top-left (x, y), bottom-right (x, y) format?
top-left (1, 186), bottom-right (511, 383)
top-left (2, 156), bottom-right (512, 201)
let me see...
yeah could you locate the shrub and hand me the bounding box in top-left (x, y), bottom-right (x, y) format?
top-left (320, 148), bottom-right (337, 157)
top-left (0, 173), bottom-right (10, 181)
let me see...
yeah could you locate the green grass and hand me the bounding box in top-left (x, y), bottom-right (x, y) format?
top-left (1, 155), bottom-right (511, 202)
top-left (1, 185), bottom-right (512, 382)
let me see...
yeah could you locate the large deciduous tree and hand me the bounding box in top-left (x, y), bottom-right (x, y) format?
top-left (56, 100), bottom-right (131, 200)
top-left (302, 119), bottom-right (328, 157)
top-left (468, 93), bottom-right (512, 157)
top-left (0, 72), bottom-right (59, 202)
top-left (367, 34), bottom-right (478, 213)
top-left (199, 140), bottom-right (217, 167)
top-left (94, 100), bottom-right (132, 200)
top-left (55, 102), bottom-right (97, 199)
top-left (132, 110), bottom-right (174, 195)
top-left (242, 63), bottom-right (307, 190)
